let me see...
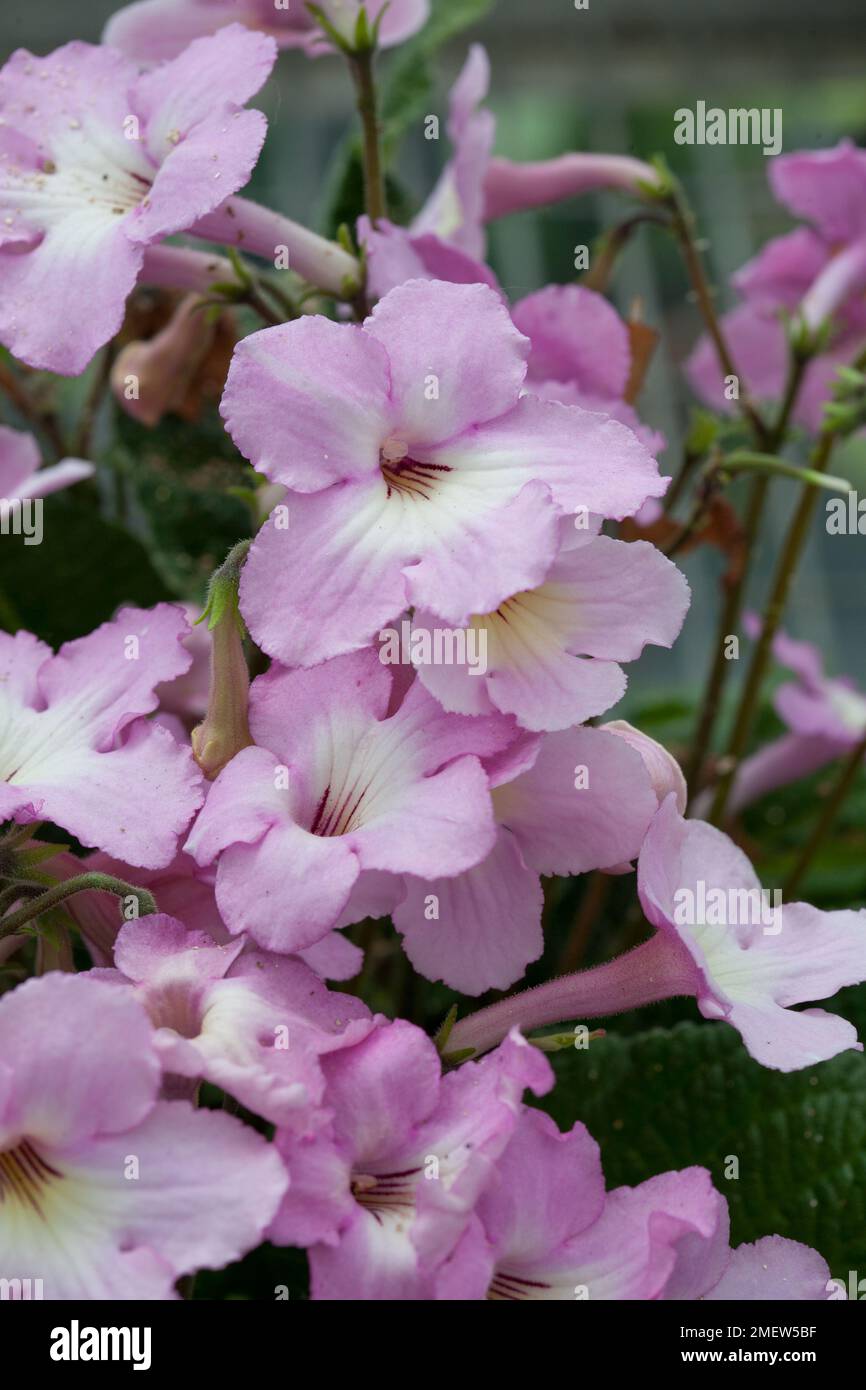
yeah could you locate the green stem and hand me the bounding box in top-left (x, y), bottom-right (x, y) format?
top-left (0, 872), bottom-right (157, 937)
top-left (663, 444), bottom-right (703, 515)
top-left (783, 732), bottom-right (866, 898)
top-left (666, 186), bottom-right (769, 447)
top-left (684, 351), bottom-right (810, 801)
top-left (582, 210), bottom-right (670, 293)
top-left (0, 881), bottom-right (44, 916)
top-left (707, 428), bottom-right (839, 826)
top-left (349, 48), bottom-right (386, 224)
top-left (720, 451), bottom-right (851, 491)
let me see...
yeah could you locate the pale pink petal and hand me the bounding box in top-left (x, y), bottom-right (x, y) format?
top-left (493, 725), bottom-right (659, 875)
top-left (426, 394), bottom-right (667, 521)
top-left (512, 284), bottom-right (631, 397)
top-left (704, 1236), bottom-right (833, 1301)
top-left (12, 458), bottom-right (94, 500)
top-left (770, 141), bottom-right (866, 243)
top-left (394, 827), bottom-right (544, 994)
top-left (83, 1099), bottom-right (287, 1274)
top-left (221, 318), bottom-right (392, 491)
top-left (733, 228), bottom-right (831, 310)
top-left (477, 1109), bottom-right (605, 1273)
top-left (0, 973), bottom-right (158, 1147)
top-left (364, 279), bottom-right (528, 447)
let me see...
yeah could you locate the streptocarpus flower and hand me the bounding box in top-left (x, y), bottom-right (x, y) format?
top-left (268, 1022), bottom-right (552, 1300)
top-left (94, 913), bottom-right (372, 1128)
top-left (641, 796), bottom-right (866, 1072)
top-left (0, 425), bottom-right (93, 500)
top-left (184, 648), bottom-right (517, 954)
top-left (438, 1109), bottom-right (833, 1301)
top-left (409, 524), bottom-right (689, 732)
top-left (225, 278), bottom-right (667, 667)
top-left (694, 618), bottom-right (866, 817)
top-left (0, 972), bottom-right (287, 1298)
top-left (0, 605), bottom-right (203, 867)
top-left (512, 285), bottom-right (666, 455)
top-left (687, 141), bottom-right (866, 431)
top-left (447, 794), bottom-right (866, 1068)
top-left (105, 0), bottom-right (430, 63)
top-left (0, 26), bottom-right (276, 372)
top-left (391, 721), bottom-right (662, 993)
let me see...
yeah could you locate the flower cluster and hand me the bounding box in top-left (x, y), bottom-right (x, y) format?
top-left (0, 0), bottom-right (863, 1306)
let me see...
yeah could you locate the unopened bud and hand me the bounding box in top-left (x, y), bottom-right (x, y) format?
top-left (192, 543), bottom-right (254, 780)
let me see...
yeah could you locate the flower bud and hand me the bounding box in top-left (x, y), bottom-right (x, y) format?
top-left (191, 544), bottom-right (254, 781)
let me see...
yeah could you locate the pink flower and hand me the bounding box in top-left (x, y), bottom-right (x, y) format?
top-left (224, 278), bottom-right (667, 667)
top-left (105, 0), bottom-right (430, 63)
top-left (94, 913), bottom-right (372, 1128)
top-left (268, 1022), bottom-right (551, 1300)
top-left (409, 524), bottom-right (688, 733)
top-left (391, 721), bottom-right (662, 994)
top-left (0, 26), bottom-right (276, 372)
top-left (447, 795), bottom-right (866, 1068)
top-left (695, 618), bottom-right (866, 817)
top-left (687, 141), bottom-right (866, 431)
top-left (439, 1110), bottom-right (832, 1300)
top-left (0, 425), bottom-right (93, 499)
top-left (0, 971), bottom-right (287, 1298)
top-left (0, 605), bottom-right (203, 867)
top-left (636, 796), bottom-right (866, 1071)
top-left (185, 648), bottom-right (516, 954)
top-left (512, 285), bottom-right (666, 455)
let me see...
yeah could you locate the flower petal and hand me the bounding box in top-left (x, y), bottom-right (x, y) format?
top-left (513, 284), bottom-right (631, 397)
top-left (394, 826), bottom-right (544, 993)
top-left (364, 279), bottom-right (528, 447)
top-left (0, 973), bottom-right (158, 1147)
top-left (493, 725), bottom-right (659, 875)
top-left (703, 1235), bottom-right (833, 1301)
top-left (426, 393), bottom-right (666, 521)
top-left (222, 317), bottom-right (392, 491)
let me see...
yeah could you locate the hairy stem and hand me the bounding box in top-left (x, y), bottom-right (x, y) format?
top-left (0, 872), bottom-right (157, 937)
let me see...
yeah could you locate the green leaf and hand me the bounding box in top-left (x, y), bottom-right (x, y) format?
top-left (0, 493), bottom-right (170, 646)
top-left (110, 408), bottom-right (252, 599)
top-left (539, 1021), bottom-right (866, 1276)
